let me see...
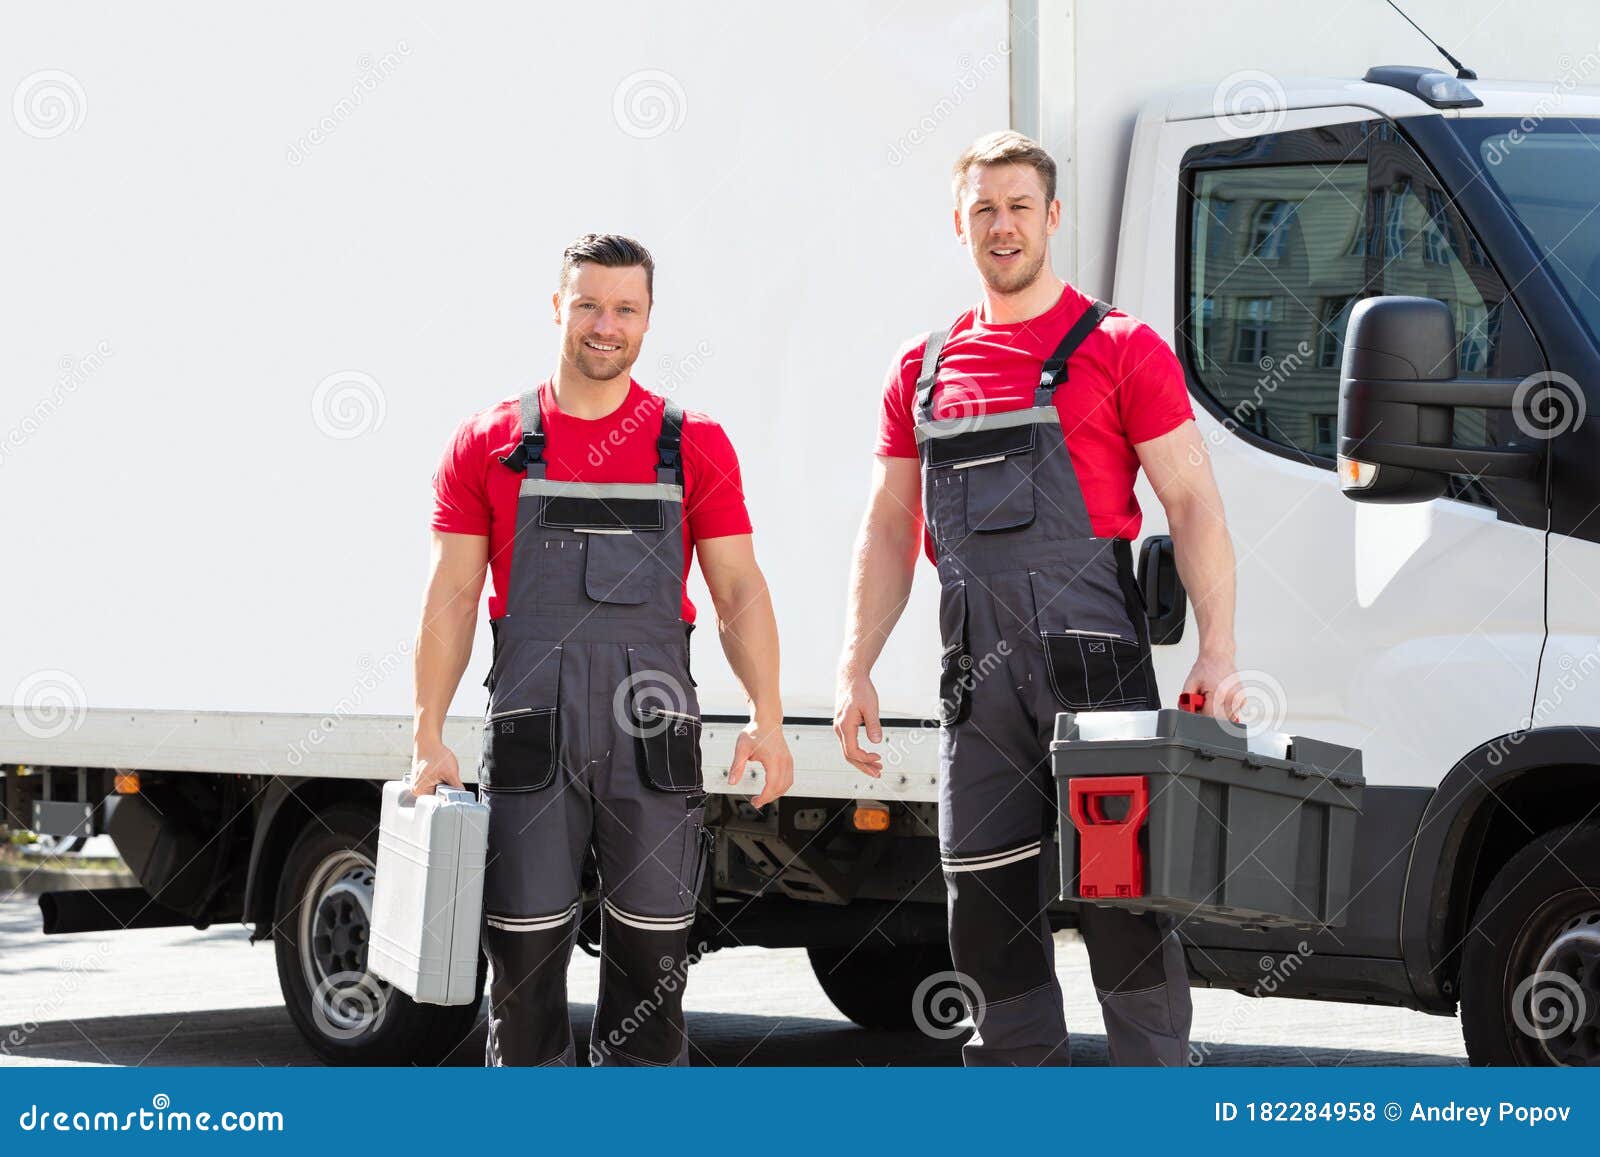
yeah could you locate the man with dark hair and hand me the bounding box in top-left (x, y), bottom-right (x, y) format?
top-left (412, 233), bottom-right (793, 1066)
top-left (557, 232), bottom-right (656, 298)
top-left (834, 132), bottom-right (1242, 1066)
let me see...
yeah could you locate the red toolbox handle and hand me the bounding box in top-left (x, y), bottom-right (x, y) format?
top-left (1067, 775), bottom-right (1149, 899)
top-left (1178, 690), bottom-right (1205, 713)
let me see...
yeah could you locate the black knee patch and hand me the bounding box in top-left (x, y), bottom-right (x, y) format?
top-left (945, 850), bottom-right (1053, 1005)
top-left (482, 921), bottom-right (576, 1065)
top-left (1078, 904), bottom-right (1177, 994)
top-left (591, 908), bottom-right (692, 1065)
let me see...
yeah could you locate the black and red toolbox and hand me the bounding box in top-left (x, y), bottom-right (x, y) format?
top-left (1051, 698), bottom-right (1364, 929)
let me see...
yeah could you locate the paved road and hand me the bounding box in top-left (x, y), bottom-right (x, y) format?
top-left (0, 893), bottom-right (1466, 1067)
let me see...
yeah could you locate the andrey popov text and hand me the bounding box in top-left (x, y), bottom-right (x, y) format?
top-left (1214, 1101), bottom-right (1574, 1126)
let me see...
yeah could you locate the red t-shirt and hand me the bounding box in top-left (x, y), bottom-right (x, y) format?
top-left (431, 379), bottom-right (752, 622)
top-left (877, 283), bottom-right (1194, 559)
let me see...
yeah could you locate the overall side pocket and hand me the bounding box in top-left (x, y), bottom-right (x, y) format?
top-left (480, 640), bottom-right (564, 792)
top-left (677, 802), bottom-right (710, 908)
top-left (1040, 631), bottom-right (1148, 711)
top-left (1027, 566), bottom-right (1149, 711)
top-left (937, 580), bottom-right (973, 727)
top-left (625, 647), bottom-right (704, 792)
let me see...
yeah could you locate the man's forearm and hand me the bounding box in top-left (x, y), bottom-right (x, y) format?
top-left (413, 583), bottom-right (478, 745)
top-left (1167, 501), bottom-right (1236, 659)
top-left (838, 507), bottom-right (918, 679)
top-left (714, 572), bottom-right (783, 727)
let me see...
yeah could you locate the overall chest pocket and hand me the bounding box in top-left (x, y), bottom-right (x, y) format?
top-left (481, 640), bottom-right (564, 793)
top-left (584, 530), bottom-right (655, 605)
top-left (960, 453), bottom-right (1035, 533)
top-left (922, 420), bottom-right (1038, 537)
top-left (623, 646), bottom-right (703, 792)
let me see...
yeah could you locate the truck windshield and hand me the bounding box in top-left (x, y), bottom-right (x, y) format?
top-left (1453, 116), bottom-right (1600, 344)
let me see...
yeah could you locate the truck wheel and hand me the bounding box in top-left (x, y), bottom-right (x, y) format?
top-left (1460, 821), bottom-right (1600, 1066)
top-left (272, 804), bottom-right (485, 1065)
top-left (808, 942), bottom-right (958, 1031)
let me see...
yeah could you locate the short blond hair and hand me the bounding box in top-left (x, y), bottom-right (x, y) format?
top-left (951, 131), bottom-right (1057, 205)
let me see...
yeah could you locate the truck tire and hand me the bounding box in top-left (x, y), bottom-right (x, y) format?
top-left (272, 804), bottom-right (485, 1065)
top-left (1460, 820), bottom-right (1600, 1066)
top-left (808, 942), bottom-right (958, 1031)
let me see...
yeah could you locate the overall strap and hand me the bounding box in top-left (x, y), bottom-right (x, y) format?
top-left (656, 399), bottom-right (685, 486)
top-left (496, 387), bottom-right (547, 479)
top-left (1034, 299), bottom-right (1113, 406)
top-left (912, 326), bottom-right (952, 420)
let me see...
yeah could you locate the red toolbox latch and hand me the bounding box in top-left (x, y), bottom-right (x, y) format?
top-left (1067, 775), bottom-right (1150, 899)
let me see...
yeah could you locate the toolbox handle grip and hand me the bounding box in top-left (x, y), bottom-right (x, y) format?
top-left (1066, 775), bottom-right (1150, 832)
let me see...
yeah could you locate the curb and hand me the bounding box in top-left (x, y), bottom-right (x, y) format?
top-left (0, 865), bottom-right (137, 895)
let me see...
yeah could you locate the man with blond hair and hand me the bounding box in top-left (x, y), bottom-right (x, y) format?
top-left (834, 132), bottom-right (1241, 1065)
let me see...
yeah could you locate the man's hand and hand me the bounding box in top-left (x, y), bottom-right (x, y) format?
top-left (729, 720), bottom-right (794, 809)
top-left (833, 670), bottom-right (884, 778)
top-left (411, 736), bottom-right (464, 795)
top-left (1180, 651), bottom-right (1245, 724)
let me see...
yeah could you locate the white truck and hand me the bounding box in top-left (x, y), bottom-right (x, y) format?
top-left (5, 0), bottom-right (1599, 1066)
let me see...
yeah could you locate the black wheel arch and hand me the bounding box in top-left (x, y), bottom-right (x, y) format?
top-left (243, 777), bottom-right (383, 940)
top-left (1403, 726), bottom-right (1600, 1010)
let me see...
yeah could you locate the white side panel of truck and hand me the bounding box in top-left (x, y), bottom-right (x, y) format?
top-left (0, 1), bottom-right (1009, 736)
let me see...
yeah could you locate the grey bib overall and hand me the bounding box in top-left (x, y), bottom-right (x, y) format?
top-left (477, 386), bottom-right (711, 1066)
top-left (915, 300), bottom-right (1192, 1066)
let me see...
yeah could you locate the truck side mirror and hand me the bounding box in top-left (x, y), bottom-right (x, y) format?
top-left (1337, 296), bottom-right (1542, 503)
top-left (1138, 535), bottom-right (1187, 645)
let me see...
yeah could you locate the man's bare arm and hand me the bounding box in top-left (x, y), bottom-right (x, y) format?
top-left (1135, 420), bottom-right (1243, 720)
top-left (696, 533), bottom-right (793, 808)
top-left (833, 455), bottom-right (923, 777)
top-left (411, 530), bottom-right (489, 793)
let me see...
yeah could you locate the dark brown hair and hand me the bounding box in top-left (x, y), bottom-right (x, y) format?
top-left (558, 233), bottom-right (655, 301)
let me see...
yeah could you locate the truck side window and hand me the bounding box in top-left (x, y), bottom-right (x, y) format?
top-left (1186, 150), bottom-right (1369, 459)
top-left (1182, 120), bottom-right (1535, 508)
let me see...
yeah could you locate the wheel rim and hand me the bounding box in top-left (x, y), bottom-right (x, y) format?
top-left (298, 849), bottom-right (390, 1039)
top-left (1519, 908), bottom-right (1600, 1066)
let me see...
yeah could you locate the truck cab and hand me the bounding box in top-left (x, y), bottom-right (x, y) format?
top-left (1122, 66), bottom-right (1600, 1065)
